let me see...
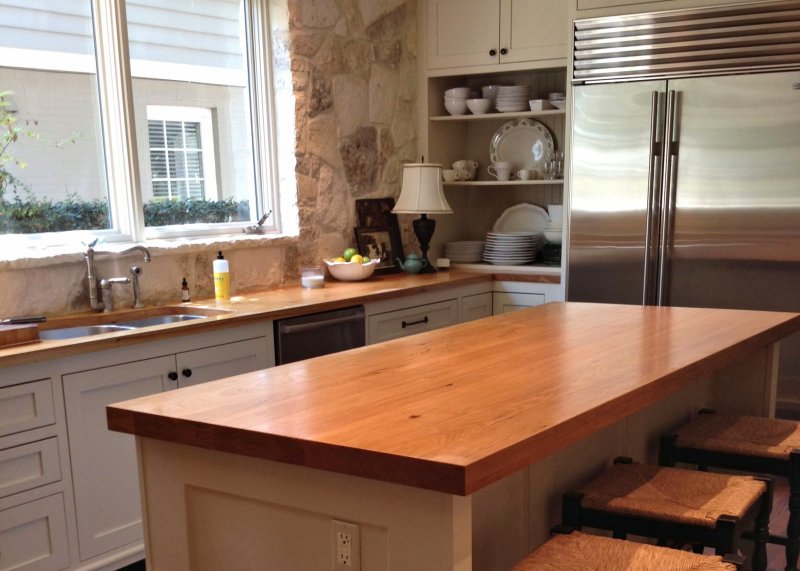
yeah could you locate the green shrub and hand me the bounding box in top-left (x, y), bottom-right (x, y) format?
top-left (0, 190), bottom-right (251, 234)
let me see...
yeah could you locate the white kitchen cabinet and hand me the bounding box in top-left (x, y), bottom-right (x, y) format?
top-left (461, 292), bottom-right (493, 322)
top-left (0, 438), bottom-right (61, 500)
top-left (61, 325), bottom-right (273, 563)
top-left (0, 379), bottom-right (55, 437)
top-left (493, 291), bottom-right (545, 313)
top-left (427, 0), bottom-right (567, 70)
top-left (492, 279), bottom-right (563, 314)
top-left (63, 355), bottom-right (173, 561)
top-left (0, 493), bottom-right (70, 571)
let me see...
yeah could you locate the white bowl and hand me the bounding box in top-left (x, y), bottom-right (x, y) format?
top-left (444, 98), bottom-right (468, 115)
top-left (444, 87), bottom-right (471, 98)
top-left (549, 99), bottom-right (565, 110)
top-left (324, 258), bottom-right (377, 281)
top-left (482, 85), bottom-right (501, 101)
top-left (466, 98), bottom-right (492, 114)
top-left (548, 92), bottom-right (566, 101)
top-left (529, 99), bottom-right (554, 111)
top-left (543, 230), bottom-right (562, 244)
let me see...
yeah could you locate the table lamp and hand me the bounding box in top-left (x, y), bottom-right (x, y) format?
top-left (392, 163), bottom-right (452, 274)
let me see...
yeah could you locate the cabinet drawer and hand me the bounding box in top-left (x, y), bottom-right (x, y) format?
top-left (0, 438), bottom-right (61, 500)
top-left (0, 493), bottom-right (69, 571)
top-left (461, 293), bottom-right (493, 323)
top-left (0, 380), bottom-right (55, 438)
top-left (368, 299), bottom-right (459, 344)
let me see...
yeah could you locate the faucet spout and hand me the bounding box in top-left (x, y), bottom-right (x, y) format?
top-left (119, 245), bottom-right (152, 262)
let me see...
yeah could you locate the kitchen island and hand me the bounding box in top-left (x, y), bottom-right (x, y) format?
top-left (108, 303), bottom-right (800, 571)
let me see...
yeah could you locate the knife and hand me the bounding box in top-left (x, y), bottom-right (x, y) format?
top-left (0, 316), bottom-right (47, 324)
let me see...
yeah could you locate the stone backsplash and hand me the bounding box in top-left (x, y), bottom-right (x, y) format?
top-left (0, 0), bottom-right (418, 317)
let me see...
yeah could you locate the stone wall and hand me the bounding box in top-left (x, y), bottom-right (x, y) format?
top-left (284, 0), bottom-right (418, 273)
top-left (0, 0), bottom-right (418, 317)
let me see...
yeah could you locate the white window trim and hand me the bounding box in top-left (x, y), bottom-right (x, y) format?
top-left (0, 0), bottom-right (280, 253)
top-left (146, 105), bottom-right (219, 201)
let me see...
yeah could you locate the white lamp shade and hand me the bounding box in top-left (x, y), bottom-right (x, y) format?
top-left (393, 163), bottom-right (453, 214)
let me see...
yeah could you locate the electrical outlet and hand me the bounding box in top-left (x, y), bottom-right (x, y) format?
top-left (332, 520), bottom-right (360, 571)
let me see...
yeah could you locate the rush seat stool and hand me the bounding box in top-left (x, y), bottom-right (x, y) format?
top-left (511, 530), bottom-right (745, 571)
top-left (561, 458), bottom-right (772, 571)
top-left (661, 411), bottom-right (800, 571)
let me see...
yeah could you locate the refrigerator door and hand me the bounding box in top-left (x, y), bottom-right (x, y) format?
top-left (568, 80), bottom-right (666, 304)
top-left (662, 71), bottom-right (800, 408)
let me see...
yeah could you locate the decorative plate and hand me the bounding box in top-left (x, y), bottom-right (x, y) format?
top-left (492, 203), bottom-right (550, 233)
top-left (489, 118), bottom-right (556, 173)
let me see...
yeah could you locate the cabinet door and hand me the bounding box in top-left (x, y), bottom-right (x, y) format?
top-left (500, 0), bottom-right (568, 64)
top-left (493, 291), bottom-right (545, 314)
top-left (175, 337), bottom-right (270, 388)
top-left (461, 293), bottom-right (493, 323)
top-left (0, 494), bottom-right (69, 571)
top-left (427, 0), bottom-right (500, 69)
top-left (63, 356), bottom-right (174, 561)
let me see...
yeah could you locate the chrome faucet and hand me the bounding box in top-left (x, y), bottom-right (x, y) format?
top-left (129, 265), bottom-right (144, 308)
top-left (83, 243), bottom-right (151, 311)
top-left (100, 277), bottom-right (131, 313)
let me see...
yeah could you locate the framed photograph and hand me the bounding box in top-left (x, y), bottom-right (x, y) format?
top-left (356, 198), bottom-right (399, 229)
top-left (354, 226), bottom-right (403, 275)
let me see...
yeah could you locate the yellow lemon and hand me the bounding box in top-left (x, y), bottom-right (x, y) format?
top-left (333, 256), bottom-right (346, 263)
top-left (350, 254), bottom-right (364, 264)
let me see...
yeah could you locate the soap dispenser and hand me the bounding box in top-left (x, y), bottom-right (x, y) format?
top-left (213, 251), bottom-right (230, 300)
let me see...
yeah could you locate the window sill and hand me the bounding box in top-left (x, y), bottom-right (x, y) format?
top-left (0, 232), bottom-right (299, 271)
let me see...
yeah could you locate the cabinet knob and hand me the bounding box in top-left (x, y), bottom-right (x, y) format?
top-left (182, 368), bottom-right (193, 378)
top-left (500, 48), bottom-right (508, 55)
top-left (489, 49), bottom-right (497, 57)
top-left (167, 371), bottom-right (178, 381)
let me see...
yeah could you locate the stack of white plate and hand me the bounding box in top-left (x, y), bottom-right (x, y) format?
top-left (445, 241), bottom-right (484, 263)
top-left (495, 86), bottom-right (530, 112)
top-left (482, 232), bottom-right (542, 265)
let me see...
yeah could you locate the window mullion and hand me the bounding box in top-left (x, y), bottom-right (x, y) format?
top-left (92, 0), bottom-right (144, 242)
top-left (244, 0), bottom-right (278, 230)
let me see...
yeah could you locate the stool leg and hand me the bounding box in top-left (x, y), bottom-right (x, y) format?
top-left (752, 477), bottom-right (772, 571)
top-left (612, 530), bottom-right (627, 540)
top-left (787, 451), bottom-right (800, 571)
top-left (659, 434), bottom-right (677, 467)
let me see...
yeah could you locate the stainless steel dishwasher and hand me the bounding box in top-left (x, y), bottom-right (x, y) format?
top-left (274, 305), bottom-right (366, 365)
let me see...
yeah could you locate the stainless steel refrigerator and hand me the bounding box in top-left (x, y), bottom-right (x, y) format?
top-left (566, 2), bottom-right (800, 413)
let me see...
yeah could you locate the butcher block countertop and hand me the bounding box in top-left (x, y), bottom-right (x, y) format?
top-left (0, 270), bottom-right (491, 367)
top-left (107, 302), bottom-right (800, 496)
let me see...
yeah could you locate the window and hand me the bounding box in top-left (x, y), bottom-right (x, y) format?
top-left (0, 0), bottom-right (281, 247)
top-left (146, 106), bottom-right (218, 202)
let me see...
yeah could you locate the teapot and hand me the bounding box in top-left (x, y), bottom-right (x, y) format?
top-left (396, 253), bottom-right (428, 274)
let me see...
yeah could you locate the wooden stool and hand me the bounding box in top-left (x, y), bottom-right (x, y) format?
top-left (561, 458), bottom-right (772, 571)
top-left (512, 531), bottom-right (744, 570)
top-left (661, 411), bottom-right (800, 571)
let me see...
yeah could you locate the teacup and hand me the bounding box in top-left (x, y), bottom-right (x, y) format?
top-left (453, 159), bottom-right (477, 180)
top-left (456, 169), bottom-right (473, 181)
top-left (442, 169), bottom-right (463, 183)
top-left (487, 161), bottom-right (513, 181)
top-left (516, 169), bottom-right (532, 181)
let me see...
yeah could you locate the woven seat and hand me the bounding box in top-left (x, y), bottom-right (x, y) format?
top-left (512, 532), bottom-right (741, 571)
top-left (562, 459), bottom-right (772, 571)
top-left (661, 412), bottom-right (800, 571)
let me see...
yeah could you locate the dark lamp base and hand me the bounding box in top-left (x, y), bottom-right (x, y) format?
top-left (412, 214), bottom-right (438, 274)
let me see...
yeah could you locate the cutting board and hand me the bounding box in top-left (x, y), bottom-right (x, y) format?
top-left (0, 323), bottom-right (41, 349)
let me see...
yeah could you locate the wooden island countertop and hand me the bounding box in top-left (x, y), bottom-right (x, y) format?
top-left (107, 302), bottom-right (800, 496)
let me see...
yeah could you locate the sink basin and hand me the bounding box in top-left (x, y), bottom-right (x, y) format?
top-left (118, 314), bottom-right (207, 328)
top-left (40, 324), bottom-right (136, 340)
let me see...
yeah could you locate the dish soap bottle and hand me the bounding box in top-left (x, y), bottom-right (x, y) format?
top-left (181, 277), bottom-right (191, 302)
top-left (213, 251), bottom-right (230, 300)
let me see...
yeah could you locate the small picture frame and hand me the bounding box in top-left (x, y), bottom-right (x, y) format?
top-left (355, 198), bottom-right (399, 230)
top-left (354, 226), bottom-right (403, 275)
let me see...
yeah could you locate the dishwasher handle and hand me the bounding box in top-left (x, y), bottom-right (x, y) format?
top-left (278, 313), bottom-right (365, 335)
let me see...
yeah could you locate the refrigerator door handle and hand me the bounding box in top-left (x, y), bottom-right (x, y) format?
top-left (657, 90), bottom-right (680, 306)
top-left (642, 90), bottom-right (663, 306)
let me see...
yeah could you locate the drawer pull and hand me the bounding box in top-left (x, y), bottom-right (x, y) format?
top-left (489, 49), bottom-right (497, 56)
top-left (500, 48), bottom-right (508, 55)
top-left (182, 368), bottom-right (193, 378)
top-left (402, 316), bottom-right (429, 328)
top-left (167, 371), bottom-right (178, 381)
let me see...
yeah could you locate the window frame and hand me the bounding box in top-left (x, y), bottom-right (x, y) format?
top-left (0, 0), bottom-right (280, 250)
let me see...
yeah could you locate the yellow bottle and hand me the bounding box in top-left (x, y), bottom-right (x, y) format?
top-left (213, 251), bottom-right (230, 300)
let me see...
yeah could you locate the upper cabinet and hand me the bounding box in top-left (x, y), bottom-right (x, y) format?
top-left (427, 0), bottom-right (568, 71)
